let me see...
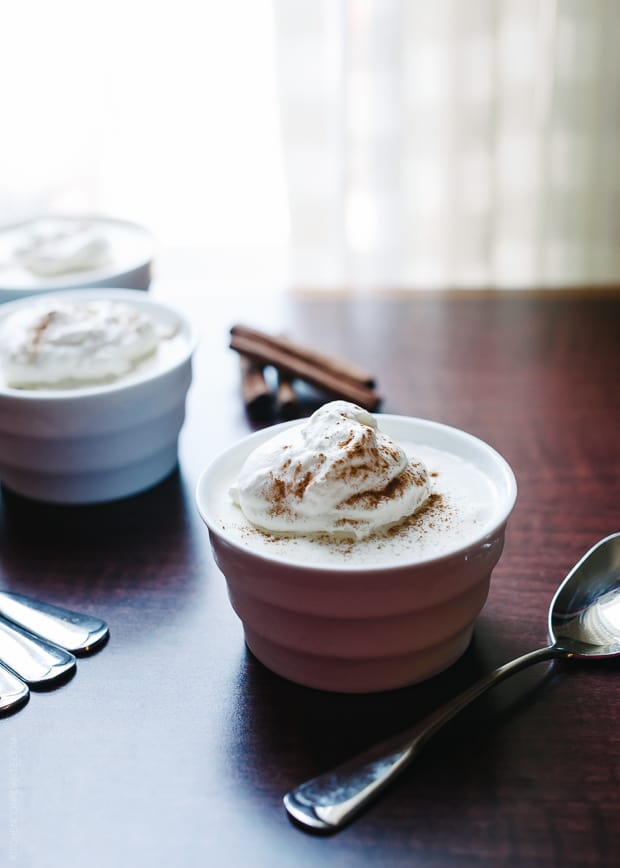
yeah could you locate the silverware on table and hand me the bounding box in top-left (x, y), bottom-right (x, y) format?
top-left (0, 660), bottom-right (30, 713)
top-left (0, 591), bottom-right (109, 654)
top-left (0, 615), bottom-right (76, 686)
top-left (0, 591), bottom-right (109, 714)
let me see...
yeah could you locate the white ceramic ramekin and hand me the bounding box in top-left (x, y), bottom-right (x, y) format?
top-left (0, 288), bottom-right (195, 504)
top-left (196, 416), bottom-right (517, 693)
top-left (0, 215), bottom-right (155, 303)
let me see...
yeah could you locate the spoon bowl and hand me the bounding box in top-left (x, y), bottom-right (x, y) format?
top-left (285, 532), bottom-right (620, 831)
top-left (550, 534), bottom-right (620, 657)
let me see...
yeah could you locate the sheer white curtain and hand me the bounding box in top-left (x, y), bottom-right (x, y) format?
top-left (3, 1), bottom-right (619, 293)
top-left (0, 0), bottom-right (288, 290)
top-left (274, 0), bottom-right (620, 289)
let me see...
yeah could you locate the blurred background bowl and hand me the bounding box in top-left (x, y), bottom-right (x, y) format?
top-left (0, 215), bottom-right (155, 304)
top-left (0, 288), bottom-right (195, 504)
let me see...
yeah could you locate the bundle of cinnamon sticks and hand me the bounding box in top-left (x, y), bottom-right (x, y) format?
top-left (229, 323), bottom-right (382, 421)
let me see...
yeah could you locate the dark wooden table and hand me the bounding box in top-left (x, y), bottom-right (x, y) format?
top-left (1, 285), bottom-right (619, 867)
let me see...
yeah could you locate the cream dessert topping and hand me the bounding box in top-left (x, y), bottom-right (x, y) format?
top-left (0, 298), bottom-right (160, 388)
top-left (13, 219), bottom-right (111, 277)
top-left (230, 401), bottom-right (431, 539)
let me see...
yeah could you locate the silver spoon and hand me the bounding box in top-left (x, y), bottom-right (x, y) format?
top-left (284, 531), bottom-right (620, 832)
top-left (0, 661), bottom-right (29, 713)
top-left (0, 591), bottom-right (109, 654)
top-left (0, 616), bottom-right (76, 686)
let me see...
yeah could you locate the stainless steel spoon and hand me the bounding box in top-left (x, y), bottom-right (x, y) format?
top-left (284, 531), bottom-right (620, 832)
top-left (0, 616), bottom-right (76, 686)
top-left (0, 662), bottom-right (29, 713)
top-left (0, 591), bottom-right (109, 654)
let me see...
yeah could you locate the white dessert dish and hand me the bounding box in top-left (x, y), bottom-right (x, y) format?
top-left (196, 410), bottom-right (517, 693)
top-left (0, 288), bottom-right (195, 504)
top-left (0, 215), bottom-right (155, 303)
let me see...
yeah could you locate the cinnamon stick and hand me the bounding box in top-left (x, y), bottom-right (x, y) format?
top-left (229, 332), bottom-right (382, 411)
top-left (239, 355), bottom-right (274, 421)
top-left (277, 375), bottom-right (299, 420)
top-left (230, 324), bottom-right (375, 389)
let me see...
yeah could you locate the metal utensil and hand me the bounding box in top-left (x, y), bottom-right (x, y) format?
top-left (0, 616), bottom-right (76, 686)
top-left (284, 532), bottom-right (620, 831)
top-left (0, 591), bottom-right (109, 654)
top-left (0, 662), bottom-right (29, 713)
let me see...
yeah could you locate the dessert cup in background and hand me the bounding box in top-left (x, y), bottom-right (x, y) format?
top-left (196, 414), bottom-right (517, 693)
top-left (0, 288), bottom-right (195, 504)
top-left (0, 215), bottom-right (155, 303)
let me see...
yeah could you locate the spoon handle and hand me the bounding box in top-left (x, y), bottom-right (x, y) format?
top-left (0, 591), bottom-right (109, 655)
top-left (284, 644), bottom-right (562, 831)
top-left (0, 616), bottom-right (76, 686)
top-left (0, 662), bottom-right (29, 713)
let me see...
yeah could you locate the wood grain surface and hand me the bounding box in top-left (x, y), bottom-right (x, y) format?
top-left (0, 285), bottom-right (618, 868)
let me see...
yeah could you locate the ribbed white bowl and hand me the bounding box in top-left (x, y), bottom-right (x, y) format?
top-left (196, 416), bottom-right (517, 693)
top-left (0, 288), bottom-right (195, 503)
top-left (0, 215), bottom-right (154, 303)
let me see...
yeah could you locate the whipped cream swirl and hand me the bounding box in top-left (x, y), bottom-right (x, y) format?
top-left (231, 401), bottom-right (431, 539)
top-left (0, 298), bottom-right (159, 388)
top-left (14, 219), bottom-right (111, 277)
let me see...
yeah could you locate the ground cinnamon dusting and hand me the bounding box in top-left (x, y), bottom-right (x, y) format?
top-left (383, 493), bottom-right (445, 537)
top-left (28, 310), bottom-right (57, 359)
top-left (225, 486), bottom-right (459, 561)
top-left (340, 464), bottom-right (427, 510)
top-left (239, 491), bottom-right (450, 553)
top-left (265, 473), bottom-right (294, 519)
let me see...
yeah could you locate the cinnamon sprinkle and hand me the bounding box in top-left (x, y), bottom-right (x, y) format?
top-left (341, 466), bottom-right (427, 510)
top-left (27, 310), bottom-right (58, 360)
top-left (229, 489), bottom-right (454, 557)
